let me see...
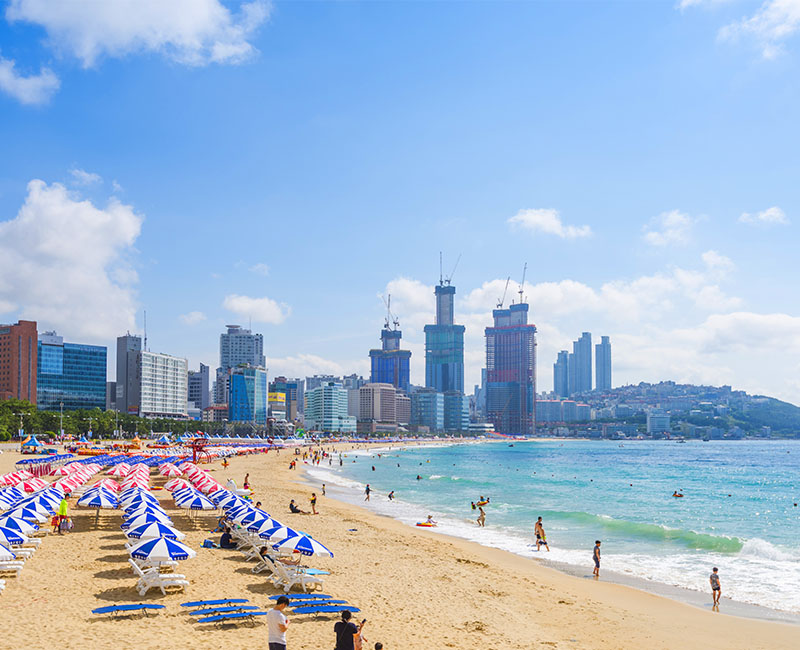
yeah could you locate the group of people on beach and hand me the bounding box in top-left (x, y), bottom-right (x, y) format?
top-left (268, 598), bottom-right (382, 650)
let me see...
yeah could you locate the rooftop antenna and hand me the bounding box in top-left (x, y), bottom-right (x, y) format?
top-left (445, 253), bottom-right (461, 286)
top-left (497, 276), bottom-right (511, 308)
top-left (518, 262), bottom-right (527, 304)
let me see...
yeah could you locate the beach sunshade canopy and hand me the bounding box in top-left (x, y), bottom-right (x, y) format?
top-left (273, 534), bottom-right (333, 558)
top-left (0, 515), bottom-right (38, 535)
top-left (175, 494), bottom-right (215, 510)
top-left (121, 513), bottom-right (172, 530)
top-left (129, 536), bottom-right (196, 561)
top-left (0, 525), bottom-right (27, 546)
top-left (258, 525), bottom-right (299, 543)
top-left (77, 491), bottom-right (119, 509)
top-left (163, 478), bottom-right (190, 491)
top-left (3, 505), bottom-right (48, 523)
top-left (247, 517), bottom-right (282, 534)
top-left (16, 477), bottom-right (49, 492)
top-left (125, 522), bottom-right (186, 540)
top-left (0, 542), bottom-right (16, 561)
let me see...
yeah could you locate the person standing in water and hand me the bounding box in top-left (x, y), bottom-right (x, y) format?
top-left (477, 506), bottom-right (486, 527)
top-left (593, 540), bottom-right (601, 577)
top-left (710, 567), bottom-right (721, 607)
top-left (364, 484), bottom-right (371, 501)
top-left (534, 516), bottom-right (549, 551)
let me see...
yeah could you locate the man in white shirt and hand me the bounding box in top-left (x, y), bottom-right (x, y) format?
top-left (267, 596), bottom-right (290, 650)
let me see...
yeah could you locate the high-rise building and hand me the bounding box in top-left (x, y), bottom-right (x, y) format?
top-left (220, 325), bottom-right (265, 370)
top-left (116, 333), bottom-right (142, 414)
top-left (443, 391), bottom-right (469, 432)
top-left (0, 320), bottom-right (38, 403)
top-left (228, 365), bottom-right (267, 424)
top-left (358, 383), bottom-right (397, 424)
top-left (410, 388), bottom-right (444, 432)
top-left (572, 332), bottom-right (592, 394)
top-left (305, 375), bottom-right (339, 392)
top-left (188, 363), bottom-right (210, 410)
top-left (106, 381), bottom-right (117, 411)
top-left (424, 283), bottom-right (465, 394)
top-left (369, 327), bottom-right (411, 393)
top-left (137, 351), bottom-right (188, 418)
top-left (36, 331), bottom-right (106, 411)
top-left (396, 393), bottom-right (411, 426)
top-left (305, 381), bottom-right (356, 433)
top-left (269, 376), bottom-right (303, 421)
top-left (485, 303), bottom-right (537, 435)
top-left (553, 350), bottom-right (569, 398)
top-left (595, 335), bottom-right (612, 391)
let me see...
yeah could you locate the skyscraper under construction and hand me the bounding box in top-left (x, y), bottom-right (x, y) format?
top-left (424, 280), bottom-right (465, 394)
top-left (485, 301), bottom-right (537, 435)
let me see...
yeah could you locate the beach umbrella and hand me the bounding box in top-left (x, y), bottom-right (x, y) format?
top-left (50, 466), bottom-right (73, 477)
top-left (16, 477), bottom-right (49, 492)
top-left (246, 517), bottom-right (281, 534)
top-left (235, 509), bottom-right (267, 527)
top-left (129, 536), bottom-right (196, 561)
top-left (121, 513), bottom-right (172, 530)
top-left (0, 542), bottom-right (16, 562)
top-left (158, 464), bottom-right (181, 478)
top-left (20, 496), bottom-right (57, 514)
top-left (123, 505), bottom-right (170, 520)
top-left (107, 464), bottom-right (130, 477)
top-left (0, 526), bottom-right (27, 546)
top-left (212, 491), bottom-right (241, 508)
top-left (122, 493), bottom-right (160, 509)
top-left (0, 515), bottom-right (39, 535)
top-left (3, 505), bottom-right (48, 523)
top-left (163, 478), bottom-right (190, 491)
top-left (93, 478), bottom-right (121, 492)
top-left (258, 524), bottom-right (299, 543)
top-left (175, 494), bottom-right (215, 510)
top-left (273, 534), bottom-right (333, 558)
top-left (124, 521), bottom-right (186, 541)
top-left (77, 491), bottom-right (119, 509)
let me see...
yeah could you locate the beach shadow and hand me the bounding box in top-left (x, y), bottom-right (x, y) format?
top-left (94, 568), bottom-right (130, 580)
top-left (95, 553), bottom-right (126, 563)
top-left (244, 582), bottom-right (273, 595)
top-left (99, 544), bottom-right (124, 550)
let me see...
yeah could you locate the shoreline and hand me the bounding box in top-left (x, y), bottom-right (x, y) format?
top-left (299, 441), bottom-right (800, 627)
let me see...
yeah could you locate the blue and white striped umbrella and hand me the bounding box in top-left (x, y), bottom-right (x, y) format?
top-left (124, 505), bottom-right (170, 520)
top-left (224, 502), bottom-right (251, 517)
top-left (0, 525), bottom-right (27, 546)
top-left (175, 494), bottom-right (215, 510)
top-left (123, 499), bottom-right (162, 514)
top-left (119, 487), bottom-right (151, 500)
top-left (171, 487), bottom-right (198, 500)
top-left (0, 515), bottom-right (38, 535)
top-left (21, 496), bottom-right (57, 514)
top-left (77, 491), bottom-right (118, 509)
top-left (258, 524), bottom-right (299, 542)
top-left (273, 534), bottom-right (334, 558)
top-left (121, 494), bottom-right (160, 508)
top-left (129, 536), bottom-right (196, 561)
top-left (0, 542), bottom-right (16, 562)
top-left (235, 509), bottom-right (268, 526)
top-left (121, 512), bottom-right (172, 530)
top-left (4, 504), bottom-right (48, 523)
top-left (208, 489), bottom-right (234, 505)
top-left (247, 517), bottom-right (281, 534)
top-left (124, 521), bottom-right (186, 540)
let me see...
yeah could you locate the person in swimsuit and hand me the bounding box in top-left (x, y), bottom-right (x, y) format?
top-left (388, 491), bottom-right (394, 501)
top-left (593, 540), bottom-right (601, 577)
top-left (477, 506), bottom-right (486, 527)
top-left (534, 516), bottom-right (549, 551)
top-left (710, 567), bottom-right (721, 606)
top-left (364, 484), bottom-right (371, 501)
top-left (310, 493), bottom-right (318, 515)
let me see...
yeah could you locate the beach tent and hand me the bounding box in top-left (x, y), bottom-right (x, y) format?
top-left (156, 435), bottom-right (171, 445)
top-left (21, 436), bottom-right (43, 448)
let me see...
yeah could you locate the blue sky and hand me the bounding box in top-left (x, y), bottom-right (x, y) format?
top-left (1, 1), bottom-right (799, 402)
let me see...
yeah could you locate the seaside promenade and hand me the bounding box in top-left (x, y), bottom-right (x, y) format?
top-left (0, 442), bottom-right (796, 649)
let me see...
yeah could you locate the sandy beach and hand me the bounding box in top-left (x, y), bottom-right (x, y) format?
top-left (0, 442), bottom-right (797, 650)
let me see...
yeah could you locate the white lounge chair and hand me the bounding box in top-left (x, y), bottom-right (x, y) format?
top-left (0, 562), bottom-right (24, 576)
top-left (128, 559), bottom-right (188, 596)
top-left (266, 556), bottom-right (323, 593)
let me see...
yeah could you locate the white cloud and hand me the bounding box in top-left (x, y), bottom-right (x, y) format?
top-left (643, 209), bottom-right (695, 246)
top-left (249, 262), bottom-right (270, 276)
top-left (179, 311), bottom-right (207, 325)
top-left (739, 206), bottom-right (789, 225)
top-left (6, 0), bottom-right (271, 68)
top-left (0, 56), bottom-right (59, 105)
top-left (0, 178), bottom-right (142, 340)
top-left (269, 353), bottom-right (369, 380)
top-left (508, 208), bottom-right (592, 239)
top-left (718, 0), bottom-right (800, 59)
top-left (69, 168), bottom-right (101, 186)
top-left (223, 293), bottom-right (289, 324)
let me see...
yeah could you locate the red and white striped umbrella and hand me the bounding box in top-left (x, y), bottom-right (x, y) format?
top-left (50, 466), bottom-right (73, 477)
top-left (16, 477), bottom-right (49, 492)
top-left (158, 463), bottom-right (181, 477)
top-left (107, 463), bottom-right (130, 477)
top-left (93, 478), bottom-right (121, 492)
top-left (163, 478), bottom-right (190, 491)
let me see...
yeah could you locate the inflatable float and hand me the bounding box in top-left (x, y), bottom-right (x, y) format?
top-left (416, 522), bottom-right (436, 527)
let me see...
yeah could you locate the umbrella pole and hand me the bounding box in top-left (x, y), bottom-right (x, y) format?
top-left (95, 508), bottom-right (100, 528)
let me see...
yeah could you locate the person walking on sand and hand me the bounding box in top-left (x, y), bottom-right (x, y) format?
top-left (322, 483), bottom-right (326, 496)
top-left (334, 610), bottom-right (363, 650)
top-left (477, 505), bottom-right (486, 527)
top-left (364, 484), bottom-right (371, 501)
top-left (267, 595), bottom-right (290, 650)
top-left (710, 567), bottom-right (721, 607)
top-left (593, 540), bottom-right (601, 577)
top-left (310, 493), bottom-right (318, 515)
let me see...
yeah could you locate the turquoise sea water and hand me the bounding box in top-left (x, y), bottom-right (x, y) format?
top-left (308, 440), bottom-right (800, 613)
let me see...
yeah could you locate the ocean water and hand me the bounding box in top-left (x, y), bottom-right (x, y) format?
top-left (308, 440), bottom-right (800, 613)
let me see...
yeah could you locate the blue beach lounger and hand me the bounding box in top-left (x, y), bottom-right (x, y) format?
top-left (289, 600), bottom-right (347, 608)
top-left (291, 605), bottom-right (361, 615)
top-left (268, 593), bottom-right (332, 600)
top-left (190, 605), bottom-right (260, 616)
top-left (92, 604), bottom-right (165, 617)
top-left (196, 611), bottom-right (269, 626)
top-left (181, 598), bottom-right (250, 608)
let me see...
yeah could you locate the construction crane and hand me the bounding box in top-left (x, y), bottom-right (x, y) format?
top-left (497, 276), bottom-right (511, 308)
top-left (439, 252), bottom-right (462, 286)
top-left (518, 262), bottom-right (527, 304)
top-left (382, 294), bottom-right (400, 330)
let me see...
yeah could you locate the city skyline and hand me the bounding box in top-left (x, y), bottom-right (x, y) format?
top-left (1, 2), bottom-right (799, 403)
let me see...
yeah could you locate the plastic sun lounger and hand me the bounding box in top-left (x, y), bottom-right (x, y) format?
top-left (92, 604), bottom-right (166, 617)
top-left (291, 605), bottom-right (361, 615)
top-left (196, 611), bottom-right (269, 626)
top-left (268, 593), bottom-right (332, 600)
top-left (181, 598), bottom-right (250, 608)
top-left (190, 605), bottom-right (260, 616)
